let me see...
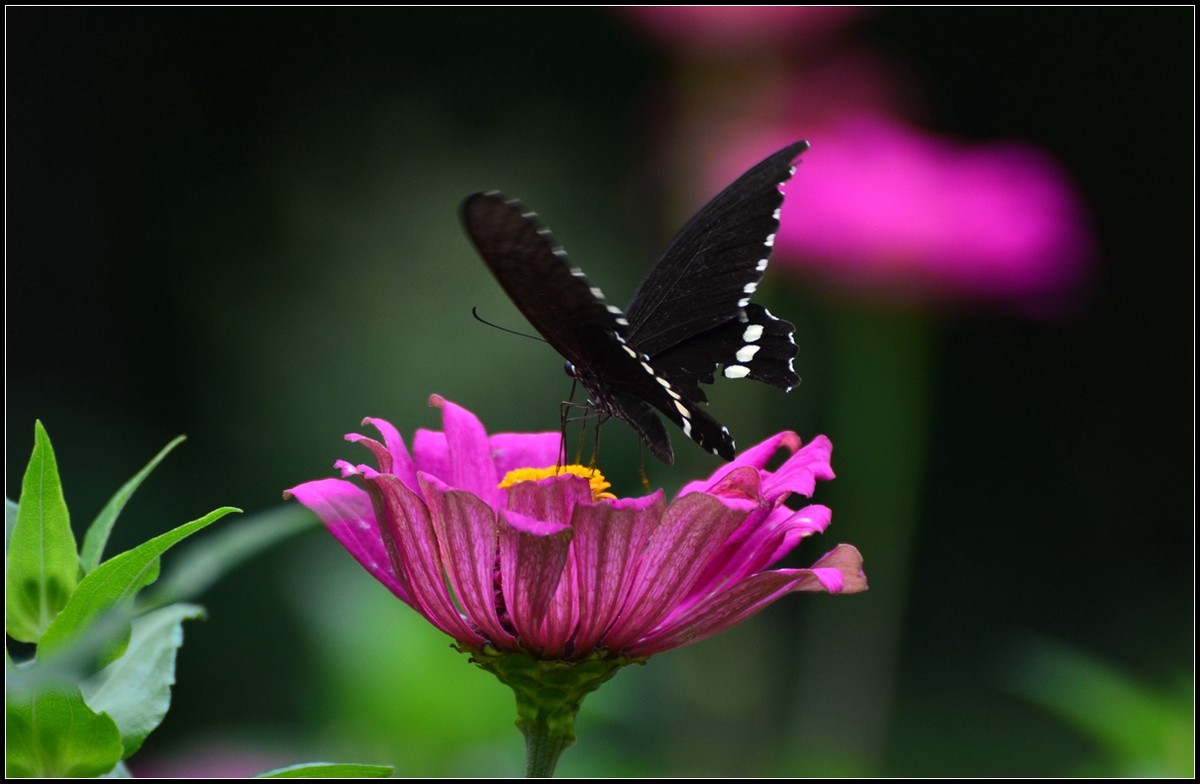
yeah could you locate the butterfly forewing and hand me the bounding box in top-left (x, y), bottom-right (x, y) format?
top-left (624, 140), bottom-right (808, 363)
top-left (462, 192), bottom-right (630, 371)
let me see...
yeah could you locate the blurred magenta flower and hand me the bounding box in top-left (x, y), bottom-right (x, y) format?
top-left (286, 395), bottom-right (864, 661)
top-left (716, 116), bottom-right (1093, 314)
top-left (621, 7), bottom-right (866, 54)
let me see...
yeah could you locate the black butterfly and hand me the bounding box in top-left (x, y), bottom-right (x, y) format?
top-left (462, 140), bottom-right (808, 464)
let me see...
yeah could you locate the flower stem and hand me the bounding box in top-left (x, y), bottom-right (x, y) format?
top-left (462, 646), bottom-right (643, 777)
top-left (521, 711), bottom-right (572, 778)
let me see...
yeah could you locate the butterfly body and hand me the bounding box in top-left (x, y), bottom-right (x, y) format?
top-left (462, 140), bottom-right (808, 464)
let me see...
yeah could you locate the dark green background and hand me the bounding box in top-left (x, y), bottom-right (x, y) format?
top-left (7, 8), bottom-right (1192, 776)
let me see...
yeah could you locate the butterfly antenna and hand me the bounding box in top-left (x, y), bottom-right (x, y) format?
top-left (471, 307), bottom-right (548, 344)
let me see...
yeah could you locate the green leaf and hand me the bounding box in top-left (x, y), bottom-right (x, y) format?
top-left (5, 683), bottom-right (123, 777)
top-left (81, 603), bottom-right (205, 758)
top-left (258, 762), bottom-right (395, 778)
top-left (81, 436), bottom-right (186, 573)
top-left (37, 507), bottom-right (239, 665)
top-left (5, 421), bottom-right (79, 643)
top-left (145, 505), bottom-right (317, 607)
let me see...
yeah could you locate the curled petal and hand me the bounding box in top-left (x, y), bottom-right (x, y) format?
top-left (677, 431), bottom-right (801, 498)
top-left (759, 435), bottom-right (835, 502)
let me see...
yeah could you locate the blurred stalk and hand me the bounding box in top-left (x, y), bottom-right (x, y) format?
top-left (787, 307), bottom-right (931, 773)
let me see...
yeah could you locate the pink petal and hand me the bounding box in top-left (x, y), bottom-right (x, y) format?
top-left (412, 429), bottom-right (451, 485)
top-left (570, 492), bottom-right (664, 653)
top-left (364, 417), bottom-right (417, 489)
top-left (759, 434), bottom-right (835, 502)
top-left (504, 474), bottom-right (595, 527)
top-left (603, 492), bottom-right (750, 651)
top-left (428, 395), bottom-right (503, 507)
top-left (687, 504), bottom-right (833, 602)
top-left (488, 432), bottom-right (563, 476)
top-left (629, 544), bottom-right (867, 657)
top-left (498, 509), bottom-right (574, 655)
top-left (284, 478), bottom-right (409, 603)
top-left (677, 431), bottom-right (801, 498)
top-left (364, 472), bottom-right (485, 647)
top-left (418, 476), bottom-right (515, 649)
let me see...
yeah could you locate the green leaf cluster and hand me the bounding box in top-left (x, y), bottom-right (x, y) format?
top-left (5, 422), bottom-right (237, 777)
top-left (5, 421), bottom-right (392, 779)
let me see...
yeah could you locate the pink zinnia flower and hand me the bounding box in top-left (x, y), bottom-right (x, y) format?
top-left (286, 395), bottom-right (865, 774)
top-left (287, 395), bottom-right (864, 660)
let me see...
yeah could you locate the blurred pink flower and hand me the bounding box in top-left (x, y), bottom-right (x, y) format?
top-left (718, 116), bottom-right (1093, 314)
top-left (286, 395), bottom-right (864, 661)
top-left (621, 7), bottom-right (866, 55)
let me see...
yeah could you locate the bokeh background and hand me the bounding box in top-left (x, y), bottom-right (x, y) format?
top-left (7, 8), bottom-right (1192, 777)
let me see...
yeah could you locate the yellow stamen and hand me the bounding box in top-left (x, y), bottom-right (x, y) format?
top-left (499, 465), bottom-right (616, 501)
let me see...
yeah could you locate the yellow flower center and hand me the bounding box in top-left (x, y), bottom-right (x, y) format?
top-left (499, 465), bottom-right (616, 501)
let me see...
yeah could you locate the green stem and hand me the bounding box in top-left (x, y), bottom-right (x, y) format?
top-left (461, 646), bottom-right (643, 778)
top-left (521, 711), bottom-right (572, 777)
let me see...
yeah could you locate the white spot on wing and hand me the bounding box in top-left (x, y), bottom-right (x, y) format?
top-left (764, 233), bottom-right (776, 247)
top-left (616, 317), bottom-right (629, 326)
top-left (737, 297), bottom-right (751, 308)
top-left (622, 345), bottom-right (638, 358)
top-left (607, 305), bottom-right (623, 315)
top-left (743, 281), bottom-right (758, 295)
top-left (724, 365), bottom-right (751, 379)
top-left (772, 208), bottom-right (781, 220)
top-left (673, 400), bottom-right (689, 418)
top-left (640, 361), bottom-right (654, 374)
top-left (742, 324), bottom-right (763, 342)
top-left (682, 419), bottom-right (692, 437)
top-left (590, 286), bottom-right (604, 298)
top-left (756, 259), bottom-right (768, 272)
top-left (736, 345), bottom-right (761, 362)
